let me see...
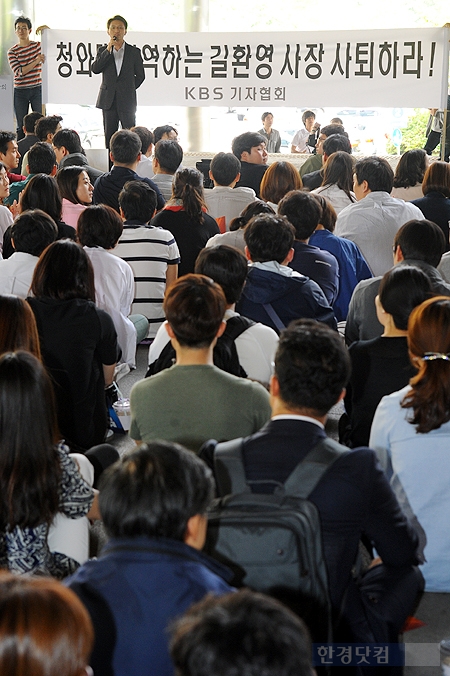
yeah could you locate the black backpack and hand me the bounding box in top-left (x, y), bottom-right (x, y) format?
top-left (204, 436), bottom-right (348, 642)
top-left (146, 316), bottom-right (255, 378)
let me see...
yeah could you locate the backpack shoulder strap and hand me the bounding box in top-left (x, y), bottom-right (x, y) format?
top-left (213, 438), bottom-right (249, 496)
top-left (223, 315), bottom-right (256, 341)
top-left (263, 303), bottom-right (285, 332)
top-left (283, 437), bottom-right (349, 499)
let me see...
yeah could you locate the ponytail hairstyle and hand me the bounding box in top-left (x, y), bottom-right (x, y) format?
top-left (229, 200), bottom-right (275, 232)
top-left (401, 296), bottom-right (450, 432)
top-left (172, 168), bottom-right (206, 223)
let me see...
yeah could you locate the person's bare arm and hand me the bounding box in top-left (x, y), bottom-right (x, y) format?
top-left (103, 363), bottom-right (115, 387)
top-left (291, 145), bottom-right (300, 154)
top-left (165, 264), bottom-right (178, 290)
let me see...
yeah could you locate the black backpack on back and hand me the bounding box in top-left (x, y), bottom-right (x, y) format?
top-left (146, 316), bottom-right (255, 378)
top-left (204, 436), bottom-right (348, 642)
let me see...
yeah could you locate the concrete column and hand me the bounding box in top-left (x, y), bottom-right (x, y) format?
top-left (184, 0), bottom-right (209, 152)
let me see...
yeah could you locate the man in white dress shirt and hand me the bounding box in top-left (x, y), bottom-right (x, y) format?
top-left (204, 153), bottom-right (256, 231)
top-left (335, 157), bottom-right (424, 277)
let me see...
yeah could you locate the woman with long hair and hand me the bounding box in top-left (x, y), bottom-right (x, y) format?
top-left (259, 161), bottom-right (302, 210)
top-left (391, 149), bottom-right (427, 201)
top-left (2, 173), bottom-right (76, 259)
top-left (370, 296), bottom-right (450, 591)
top-left (0, 352), bottom-right (98, 577)
top-left (206, 200), bottom-right (276, 253)
top-left (28, 239), bottom-right (119, 451)
top-left (151, 168), bottom-right (220, 276)
top-left (411, 161), bottom-right (450, 250)
top-left (0, 294), bottom-right (41, 358)
top-left (312, 151), bottom-right (356, 214)
top-left (308, 193), bottom-right (372, 321)
top-left (56, 165), bottom-right (93, 229)
top-left (342, 265), bottom-right (431, 448)
top-left (0, 572), bottom-right (93, 675)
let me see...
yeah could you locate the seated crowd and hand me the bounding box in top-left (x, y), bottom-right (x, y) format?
top-left (1, 113), bottom-right (450, 676)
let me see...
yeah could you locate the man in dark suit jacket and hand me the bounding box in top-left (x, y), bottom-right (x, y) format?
top-left (207, 319), bottom-right (423, 656)
top-left (92, 15), bottom-right (145, 149)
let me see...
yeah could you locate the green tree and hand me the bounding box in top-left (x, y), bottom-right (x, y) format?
top-left (386, 108), bottom-right (430, 154)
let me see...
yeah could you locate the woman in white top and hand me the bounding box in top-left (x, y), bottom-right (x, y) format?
top-left (370, 296), bottom-right (450, 592)
top-left (56, 166), bottom-right (93, 229)
top-left (312, 151), bottom-right (356, 214)
top-left (391, 149), bottom-right (427, 202)
top-left (0, 162), bottom-right (13, 254)
top-left (78, 204), bottom-right (149, 369)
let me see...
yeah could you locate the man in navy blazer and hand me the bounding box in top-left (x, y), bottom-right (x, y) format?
top-left (207, 319), bottom-right (423, 656)
top-left (92, 15), bottom-right (145, 149)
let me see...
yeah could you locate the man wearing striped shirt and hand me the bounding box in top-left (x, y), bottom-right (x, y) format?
top-left (8, 17), bottom-right (44, 141)
top-left (116, 180), bottom-right (180, 338)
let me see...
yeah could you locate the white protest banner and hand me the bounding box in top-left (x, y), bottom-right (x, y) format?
top-left (42, 28), bottom-right (449, 109)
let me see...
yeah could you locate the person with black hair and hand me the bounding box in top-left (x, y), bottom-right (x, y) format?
top-left (27, 239), bottom-right (119, 450)
top-left (116, 180), bottom-right (180, 337)
top-left (151, 168), bottom-right (219, 276)
top-left (151, 139), bottom-right (184, 200)
top-left (278, 190), bottom-right (339, 307)
top-left (7, 16), bottom-right (45, 141)
top-left (2, 174), bottom-right (76, 259)
top-left (291, 110), bottom-right (317, 154)
top-left (309, 193), bottom-right (372, 322)
top-left (345, 219), bottom-right (450, 345)
top-left (206, 200), bottom-right (275, 253)
top-left (53, 128), bottom-right (103, 185)
top-left (231, 132), bottom-right (268, 197)
top-left (299, 123), bottom-right (346, 177)
top-left (149, 245), bottom-right (278, 385)
top-left (0, 209), bottom-right (57, 297)
top-left (0, 130), bottom-right (25, 183)
top-left (56, 165), bottom-right (93, 229)
top-left (93, 129), bottom-right (164, 211)
top-left (335, 157), bottom-right (424, 276)
top-left (153, 124), bottom-right (178, 144)
top-left (21, 115), bottom-right (63, 176)
top-left (170, 590), bottom-right (314, 676)
top-left (0, 162), bottom-right (13, 254)
top-left (204, 152), bottom-right (256, 230)
top-left (133, 125), bottom-right (155, 178)
top-left (92, 15), bottom-right (145, 149)
top-left (312, 150), bottom-right (356, 214)
top-left (341, 265), bottom-right (432, 448)
top-left (17, 110), bottom-right (43, 170)
top-left (236, 214), bottom-right (336, 333)
top-left (6, 141), bottom-right (57, 205)
top-left (258, 112), bottom-right (281, 153)
top-left (67, 442), bottom-right (232, 676)
top-left (209, 319), bottom-right (422, 655)
top-left (78, 204), bottom-right (148, 368)
top-left (302, 133), bottom-right (352, 190)
top-left (130, 274), bottom-right (271, 451)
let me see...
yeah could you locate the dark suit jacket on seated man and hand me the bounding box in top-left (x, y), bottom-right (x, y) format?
top-left (92, 14), bottom-right (145, 149)
top-left (205, 320), bottom-right (423, 655)
top-left (93, 129), bottom-right (164, 212)
top-left (236, 214), bottom-right (337, 333)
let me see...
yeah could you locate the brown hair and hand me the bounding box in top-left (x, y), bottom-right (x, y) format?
top-left (260, 161), bottom-right (302, 205)
top-left (310, 193), bottom-right (337, 233)
top-left (320, 151), bottom-right (356, 201)
top-left (163, 274), bottom-right (226, 348)
top-left (401, 296), bottom-right (450, 432)
top-left (422, 161), bottom-right (450, 198)
top-left (0, 295), bottom-right (41, 359)
top-left (31, 239), bottom-right (95, 302)
top-left (0, 572), bottom-right (93, 676)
